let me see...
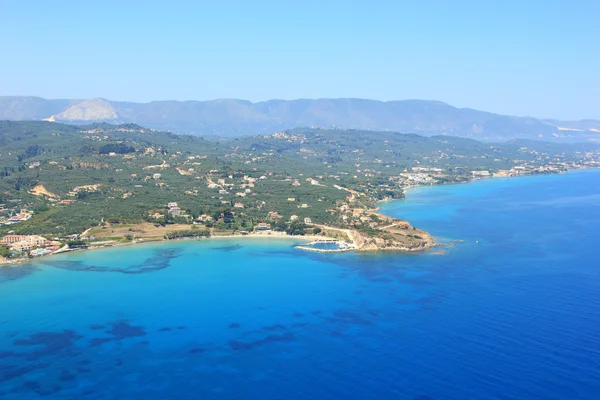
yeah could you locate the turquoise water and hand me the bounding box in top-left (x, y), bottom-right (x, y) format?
top-left (1, 170), bottom-right (599, 399)
top-left (297, 241), bottom-right (345, 251)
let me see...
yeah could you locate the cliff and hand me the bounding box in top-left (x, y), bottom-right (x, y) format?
top-left (350, 221), bottom-right (435, 252)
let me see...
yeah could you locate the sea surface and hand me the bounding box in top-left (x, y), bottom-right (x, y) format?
top-left (1, 169), bottom-right (600, 399)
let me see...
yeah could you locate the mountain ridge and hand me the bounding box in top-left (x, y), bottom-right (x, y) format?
top-left (1, 96), bottom-right (599, 142)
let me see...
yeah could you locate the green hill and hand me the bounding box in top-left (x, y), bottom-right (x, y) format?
top-left (0, 121), bottom-right (598, 237)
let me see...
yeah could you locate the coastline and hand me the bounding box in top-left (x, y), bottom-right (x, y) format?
top-left (4, 167), bottom-right (598, 267)
top-left (375, 167), bottom-right (600, 213)
top-left (371, 167), bottom-right (600, 246)
top-left (397, 166), bottom-right (599, 197)
top-left (0, 231), bottom-right (349, 267)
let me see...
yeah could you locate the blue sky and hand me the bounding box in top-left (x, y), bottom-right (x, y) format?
top-left (1, 0), bottom-right (598, 119)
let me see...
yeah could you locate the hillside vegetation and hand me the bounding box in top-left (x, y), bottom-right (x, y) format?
top-left (0, 121), bottom-right (598, 239)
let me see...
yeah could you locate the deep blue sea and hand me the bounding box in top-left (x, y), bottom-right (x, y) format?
top-left (1, 170), bottom-right (600, 399)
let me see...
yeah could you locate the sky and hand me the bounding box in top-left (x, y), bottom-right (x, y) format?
top-left (1, 0), bottom-right (598, 120)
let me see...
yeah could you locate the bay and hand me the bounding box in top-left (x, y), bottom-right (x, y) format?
top-left (1, 170), bottom-right (599, 399)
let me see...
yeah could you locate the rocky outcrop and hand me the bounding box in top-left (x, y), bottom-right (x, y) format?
top-left (352, 224), bottom-right (435, 252)
top-left (317, 217), bottom-right (435, 253)
top-left (51, 98), bottom-right (118, 121)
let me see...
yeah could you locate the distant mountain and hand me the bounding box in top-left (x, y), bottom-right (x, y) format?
top-left (0, 96), bottom-right (598, 142)
top-left (48, 98), bottom-right (118, 121)
top-left (542, 119), bottom-right (600, 132)
top-left (0, 96), bottom-right (72, 120)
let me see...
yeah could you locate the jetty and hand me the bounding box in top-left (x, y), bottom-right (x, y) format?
top-left (295, 240), bottom-right (355, 253)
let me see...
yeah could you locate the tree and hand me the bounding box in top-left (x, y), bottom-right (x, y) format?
top-left (286, 222), bottom-right (308, 236)
top-left (0, 246), bottom-right (11, 258)
top-left (99, 143), bottom-right (135, 155)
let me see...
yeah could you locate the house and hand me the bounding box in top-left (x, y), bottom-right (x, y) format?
top-left (471, 170), bottom-right (491, 177)
top-left (300, 204), bottom-right (309, 208)
top-left (369, 221), bottom-right (379, 228)
top-left (11, 241), bottom-right (34, 252)
top-left (168, 206), bottom-right (182, 216)
top-left (268, 211), bottom-right (283, 219)
top-left (58, 200), bottom-right (76, 206)
top-left (5, 216), bottom-right (22, 224)
top-left (304, 217), bottom-right (313, 225)
top-left (2, 234), bottom-right (25, 244)
top-left (19, 210), bottom-right (32, 220)
top-left (290, 215), bottom-right (299, 222)
top-left (9, 235), bottom-right (48, 252)
top-left (197, 214), bottom-right (213, 222)
top-left (45, 241), bottom-right (62, 252)
top-left (167, 202), bottom-right (178, 208)
top-left (292, 181), bottom-right (301, 186)
top-left (256, 222), bottom-right (271, 231)
top-left (152, 173), bottom-right (161, 180)
top-left (27, 235), bottom-right (48, 247)
top-left (3, 210), bottom-right (33, 224)
top-left (287, 198), bottom-right (296, 202)
top-left (73, 184), bottom-right (102, 193)
top-left (234, 203), bottom-right (244, 208)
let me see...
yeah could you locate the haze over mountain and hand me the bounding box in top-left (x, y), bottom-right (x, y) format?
top-left (1, 96), bottom-right (599, 142)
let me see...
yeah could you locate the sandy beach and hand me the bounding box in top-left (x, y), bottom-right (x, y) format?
top-left (0, 230), bottom-right (351, 267)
